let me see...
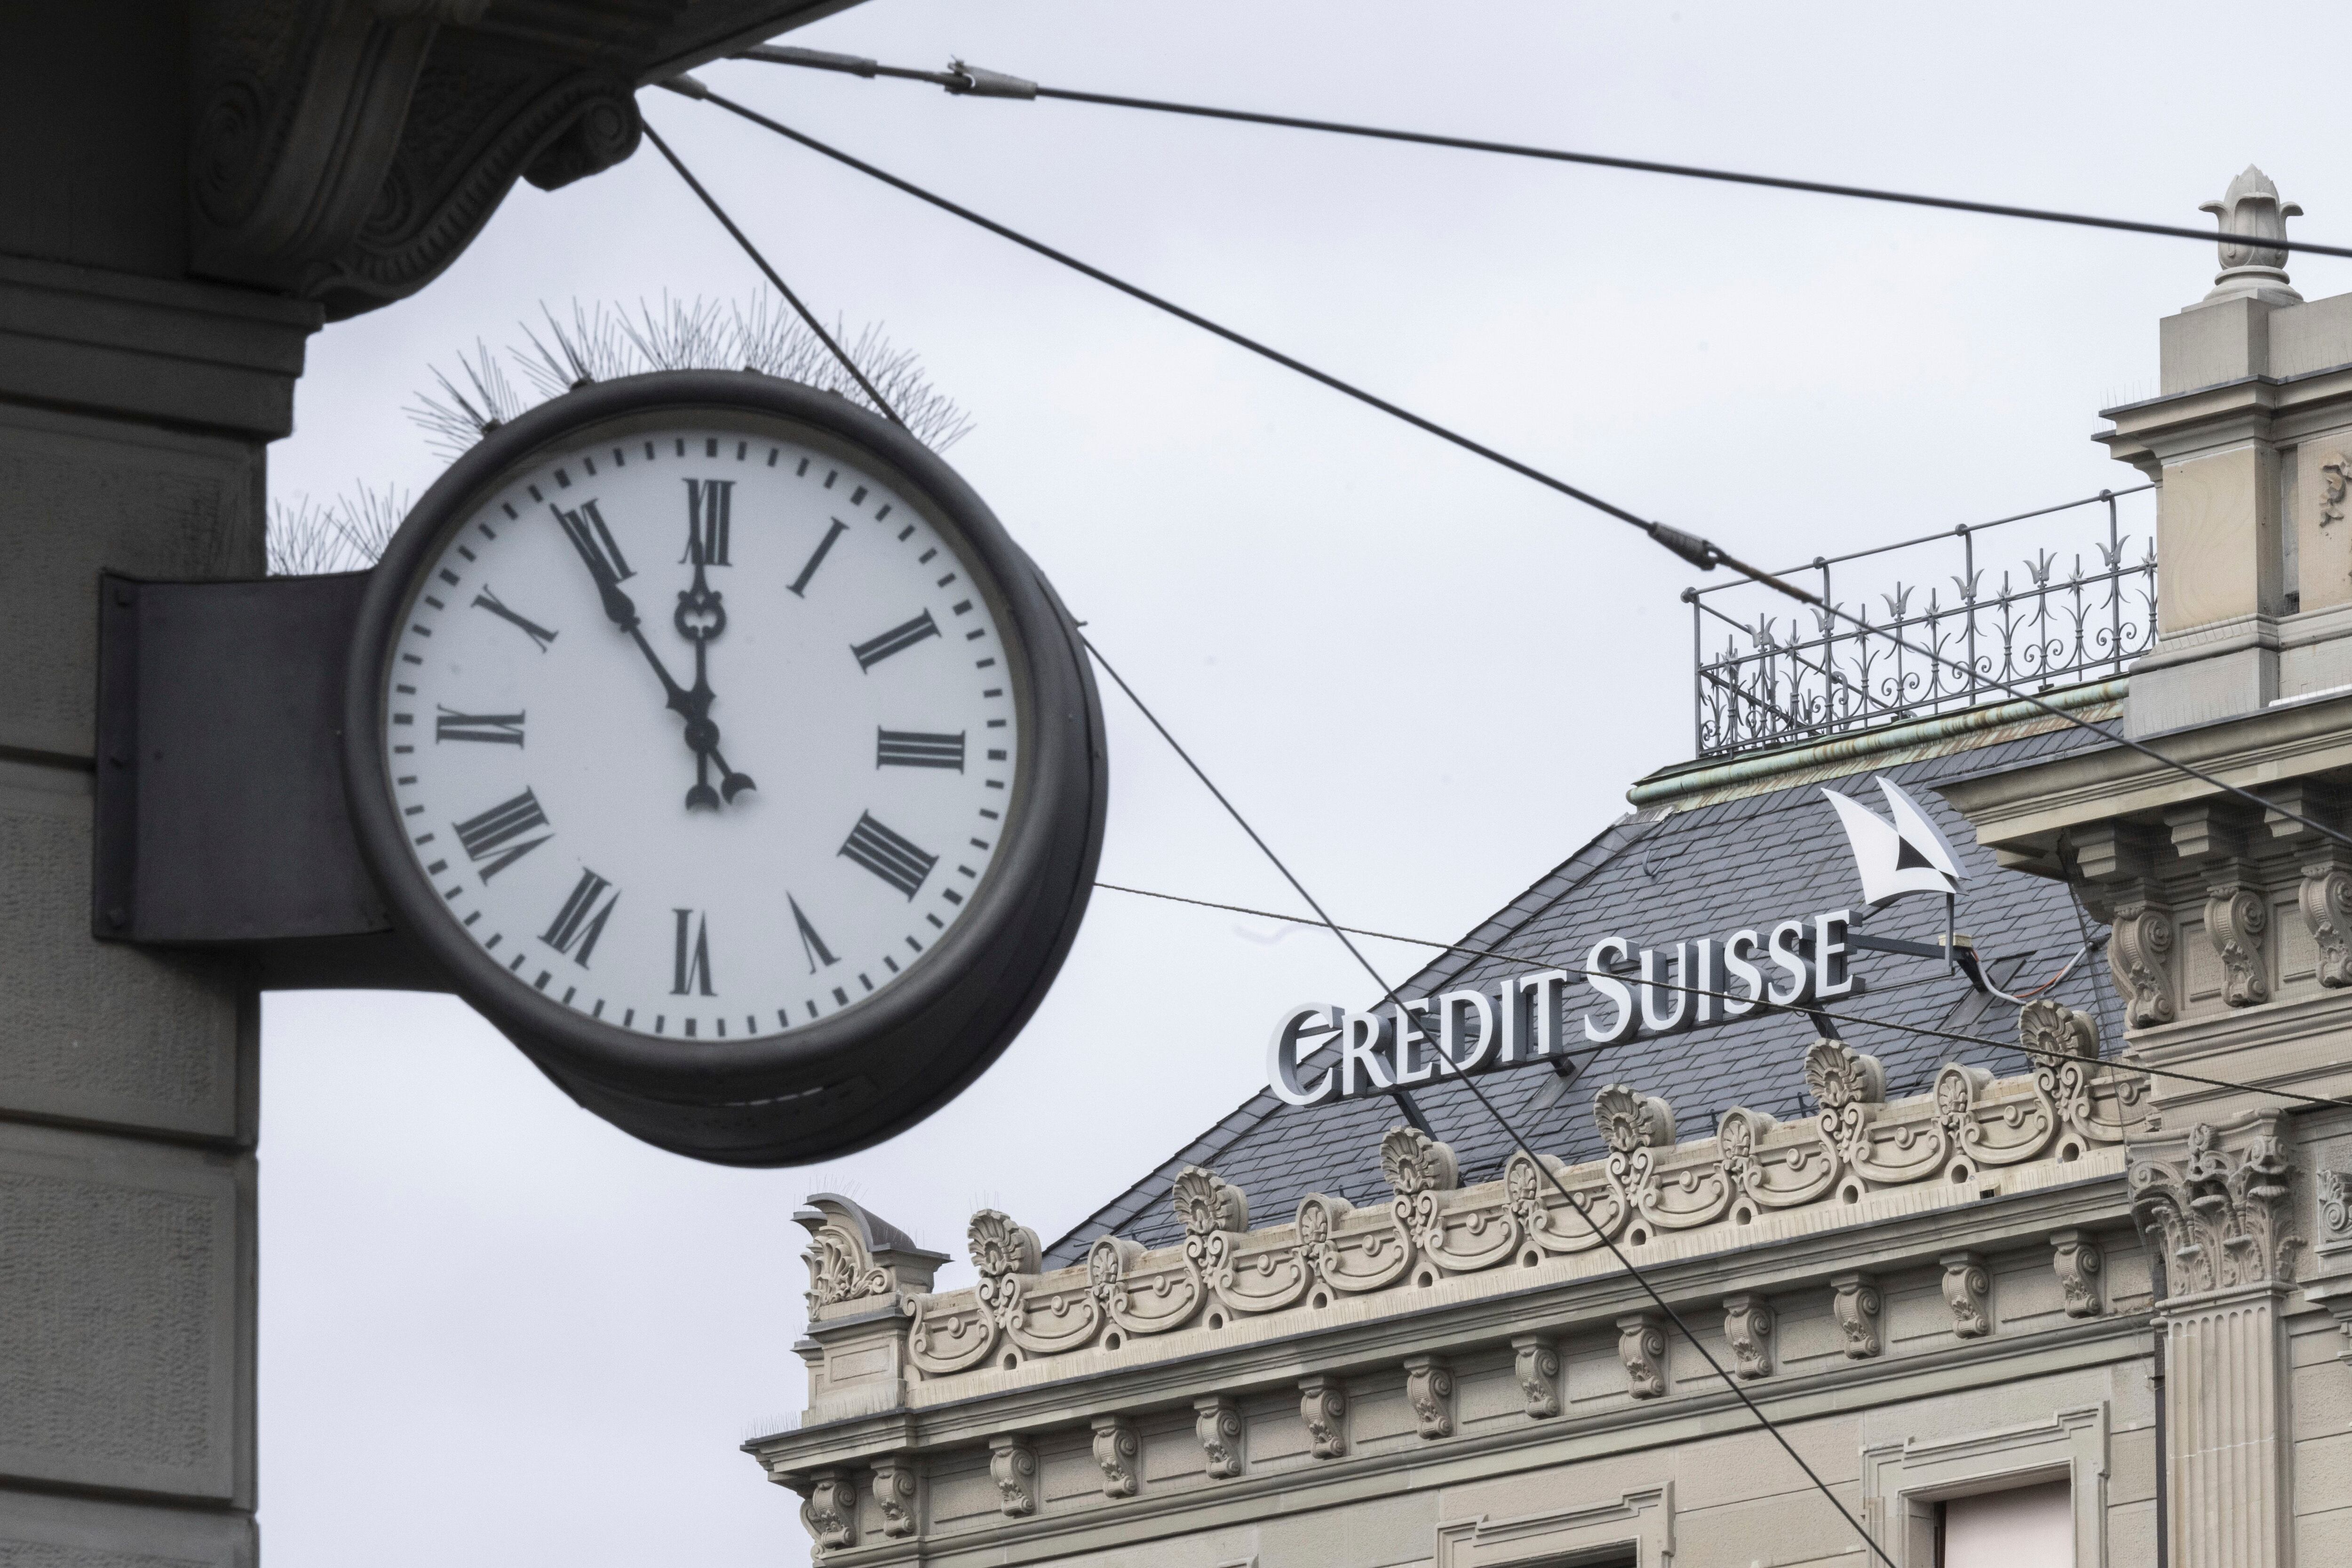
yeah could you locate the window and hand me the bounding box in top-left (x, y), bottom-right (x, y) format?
top-left (1938, 1480), bottom-right (2073, 1568)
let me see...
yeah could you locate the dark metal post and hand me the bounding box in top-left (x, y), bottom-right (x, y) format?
top-left (1687, 587), bottom-right (1703, 757)
top-left (2104, 489), bottom-right (2122, 675)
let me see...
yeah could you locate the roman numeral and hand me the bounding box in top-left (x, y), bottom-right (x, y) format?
top-left (839, 812), bottom-right (937, 899)
top-left (671, 908), bottom-right (715, 996)
top-left (436, 706), bottom-right (525, 746)
top-left (789, 894), bottom-right (839, 974)
top-left (683, 479), bottom-right (732, 566)
top-left (553, 499), bottom-right (633, 583)
top-left (471, 585), bottom-right (557, 651)
top-left (850, 610), bottom-right (940, 670)
top-left (876, 729), bottom-right (965, 770)
top-left (452, 789), bottom-right (549, 881)
top-left (541, 869), bottom-right (619, 966)
top-left (787, 518), bottom-right (849, 598)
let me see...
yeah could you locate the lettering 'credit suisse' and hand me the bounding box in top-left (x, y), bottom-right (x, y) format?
top-left (1267, 909), bottom-right (1858, 1106)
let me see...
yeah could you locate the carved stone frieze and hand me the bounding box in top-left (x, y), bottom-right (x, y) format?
top-left (189, 0), bottom-right (647, 318)
top-left (1940, 1251), bottom-right (1991, 1338)
top-left (1511, 1335), bottom-right (1562, 1418)
top-left (1723, 1293), bottom-right (1773, 1379)
top-left (2050, 1229), bottom-right (2106, 1318)
top-left (1299, 1376), bottom-right (1348, 1459)
top-left (988, 1435), bottom-right (1038, 1517)
top-left (1196, 1395), bottom-right (1245, 1477)
top-left (869, 1456), bottom-right (919, 1538)
top-left (2302, 865), bottom-right (2352, 988)
top-left (2203, 880), bottom-right (2272, 1006)
top-left (1090, 1416), bottom-right (1138, 1498)
top-left (1830, 1273), bottom-right (1882, 1359)
top-left (2106, 900), bottom-right (2178, 1027)
top-left (801, 1468), bottom-right (856, 1552)
top-left (1404, 1355), bottom-right (1455, 1439)
top-left (2130, 1113), bottom-right (2302, 1297)
top-left (893, 1039), bottom-right (2150, 1392)
top-left (1619, 1312), bottom-right (1668, 1399)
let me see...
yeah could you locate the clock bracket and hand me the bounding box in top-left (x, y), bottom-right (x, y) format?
top-left (92, 570), bottom-right (451, 991)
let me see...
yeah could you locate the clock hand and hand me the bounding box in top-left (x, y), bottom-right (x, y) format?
top-left (555, 502), bottom-right (747, 808)
top-left (670, 538), bottom-right (757, 809)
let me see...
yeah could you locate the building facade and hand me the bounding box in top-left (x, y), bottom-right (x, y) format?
top-left (749, 171), bottom-right (2352, 1568)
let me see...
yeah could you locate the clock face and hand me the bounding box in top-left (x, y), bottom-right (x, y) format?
top-left (378, 412), bottom-right (1024, 1044)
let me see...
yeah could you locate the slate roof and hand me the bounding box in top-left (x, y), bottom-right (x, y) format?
top-left (1041, 710), bottom-right (2124, 1269)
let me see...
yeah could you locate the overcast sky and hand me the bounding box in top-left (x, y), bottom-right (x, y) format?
top-left (257, 4), bottom-right (2352, 1562)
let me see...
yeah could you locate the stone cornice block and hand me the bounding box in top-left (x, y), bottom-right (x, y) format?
top-left (1939, 1251), bottom-right (1992, 1338)
top-left (1402, 1355), bottom-right (1455, 1440)
top-left (1510, 1335), bottom-right (1561, 1419)
top-left (1195, 1395), bottom-right (1245, 1477)
top-left (1297, 1377), bottom-right (1346, 1459)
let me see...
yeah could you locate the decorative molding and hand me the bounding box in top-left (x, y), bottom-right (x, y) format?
top-left (1939, 1251), bottom-right (1991, 1338)
top-left (1196, 1395), bottom-right (1245, 1478)
top-left (1299, 1376), bottom-right (1348, 1459)
top-left (2130, 1113), bottom-right (2302, 1296)
top-left (2107, 900), bottom-right (2177, 1026)
top-left (2301, 864), bottom-right (2352, 987)
top-left (1831, 1272), bottom-right (1882, 1359)
top-left (1861, 1405), bottom-right (2108, 1568)
top-left (987, 1435), bottom-right (1037, 1517)
top-left (796, 1194), bottom-right (948, 1319)
top-left (2322, 451), bottom-right (2351, 529)
top-left (188, 0), bottom-right (646, 319)
top-left (800, 1468), bottom-right (856, 1552)
top-left (2050, 1229), bottom-right (2106, 1318)
top-left (1435, 1485), bottom-right (1674, 1568)
top-left (1510, 1335), bottom-right (1562, 1419)
top-left (1722, 1293), bottom-right (1773, 1379)
top-left (868, 1455), bottom-right (918, 1539)
top-left (2203, 880), bottom-right (2271, 1006)
top-left (1404, 1355), bottom-right (1456, 1439)
top-left (1090, 1415), bottom-right (1138, 1498)
top-left (1618, 1313), bottom-right (1667, 1400)
top-left (894, 1042), bottom-right (2148, 1393)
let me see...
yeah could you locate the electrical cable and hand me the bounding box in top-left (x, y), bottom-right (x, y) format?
top-left (656, 83), bottom-right (2352, 861)
top-left (1090, 878), bottom-right (2352, 1114)
top-left (641, 121), bottom-right (910, 428)
top-left (1079, 639), bottom-right (1900, 1568)
top-left (734, 44), bottom-right (2352, 264)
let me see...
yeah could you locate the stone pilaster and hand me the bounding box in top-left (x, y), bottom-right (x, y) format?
top-left (2132, 1113), bottom-right (2300, 1568)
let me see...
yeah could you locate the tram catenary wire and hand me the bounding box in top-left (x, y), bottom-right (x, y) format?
top-left (655, 77), bottom-right (2352, 859)
top-left (1090, 879), bottom-right (2352, 1115)
top-left (732, 43), bottom-right (2352, 264)
top-left (1079, 635), bottom-right (1903, 1568)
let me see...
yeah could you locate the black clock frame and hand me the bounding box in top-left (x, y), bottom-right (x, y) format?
top-left (344, 371), bottom-right (1107, 1162)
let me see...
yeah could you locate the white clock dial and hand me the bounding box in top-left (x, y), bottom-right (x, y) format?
top-left (380, 419), bottom-right (1022, 1043)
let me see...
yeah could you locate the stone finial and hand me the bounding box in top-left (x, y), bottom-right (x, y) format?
top-left (2200, 165), bottom-right (2304, 305)
top-left (1381, 1126), bottom-right (1461, 1195)
top-left (1171, 1167), bottom-right (1250, 1236)
top-left (796, 1194), bottom-right (951, 1320)
top-left (967, 1210), bottom-right (1042, 1280)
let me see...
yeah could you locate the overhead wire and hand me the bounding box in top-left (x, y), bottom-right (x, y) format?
top-left (655, 78), bottom-right (2352, 860)
top-left (641, 121), bottom-right (909, 428)
top-left (1080, 638), bottom-right (1902, 1568)
top-left (733, 44), bottom-right (2352, 264)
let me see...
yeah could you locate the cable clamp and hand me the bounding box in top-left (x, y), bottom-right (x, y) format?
top-left (1646, 520), bottom-right (1723, 572)
top-left (657, 72), bottom-right (711, 99)
top-left (946, 59), bottom-right (1039, 99)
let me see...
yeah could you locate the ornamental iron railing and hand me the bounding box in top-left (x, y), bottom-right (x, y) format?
top-left (1689, 484), bottom-right (2157, 759)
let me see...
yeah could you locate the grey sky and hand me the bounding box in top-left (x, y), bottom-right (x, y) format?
top-left (258, 4), bottom-right (2350, 1562)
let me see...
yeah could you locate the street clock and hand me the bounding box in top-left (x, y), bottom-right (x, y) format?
top-left (342, 371), bottom-right (1106, 1163)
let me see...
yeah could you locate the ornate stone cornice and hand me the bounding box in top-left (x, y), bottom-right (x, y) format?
top-left (796, 1193), bottom-right (950, 1321)
top-left (184, 0), bottom-right (834, 318)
